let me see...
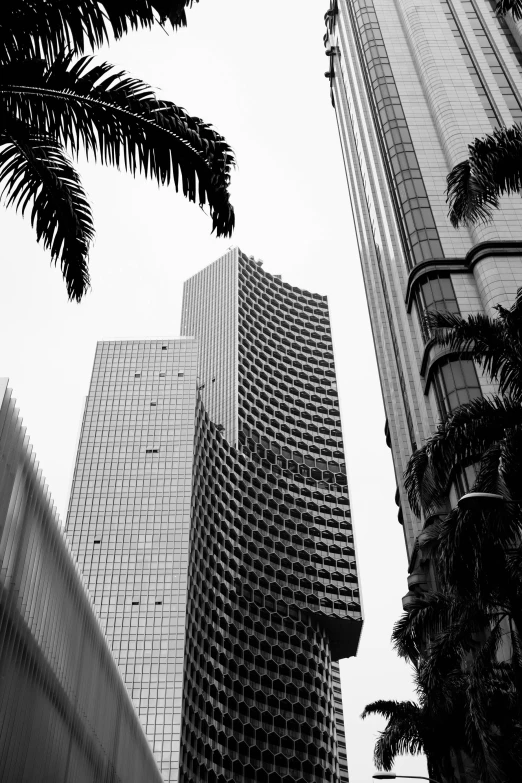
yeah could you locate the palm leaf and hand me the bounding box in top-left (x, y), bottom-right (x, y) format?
top-left (393, 592), bottom-right (452, 664)
top-left (498, 424), bottom-right (522, 495)
top-left (447, 125), bottom-right (522, 226)
top-left (436, 498), bottom-right (521, 600)
top-left (0, 55), bottom-right (235, 238)
top-left (426, 309), bottom-right (522, 401)
top-left (404, 396), bottom-right (522, 515)
top-left (495, 0), bottom-right (522, 20)
top-left (362, 699), bottom-right (422, 722)
top-left (0, 127), bottom-right (93, 300)
top-left (362, 700), bottom-right (426, 770)
top-left (1, 1), bottom-right (199, 63)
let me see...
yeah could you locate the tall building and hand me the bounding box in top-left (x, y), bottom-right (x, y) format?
top-left (67, 337), bottom-right (198, 782)
top-left (0, 379), bottom-right (162, 783)
top-left (324, 0), bottom-right (522, 555)
top-left (67, 249), bottom-right (362, 783)
top-left (179, 249), bottom-right (360, 783)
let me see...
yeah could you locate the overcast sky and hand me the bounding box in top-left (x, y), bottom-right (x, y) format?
top-left (0, 2), bottom-right (427, 780)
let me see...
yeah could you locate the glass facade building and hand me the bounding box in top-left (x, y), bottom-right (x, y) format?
top-left (324, 0), bottom-right (522, 553)
top-left (0, 379), bottom-right (162, 783)
top-left (67, 338), bottom-right (198, 783)
top-left (68, 249), bottom-right (362, 783)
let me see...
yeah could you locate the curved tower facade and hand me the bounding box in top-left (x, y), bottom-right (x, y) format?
top-left (180, 249), bottom-right (362, 783)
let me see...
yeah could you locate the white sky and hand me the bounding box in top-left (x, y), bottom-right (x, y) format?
top-left (0, 2), bottom-right (427, 781)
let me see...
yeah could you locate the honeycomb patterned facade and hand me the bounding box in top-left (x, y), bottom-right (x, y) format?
top-left (179, 250), bottom-right (362, 783)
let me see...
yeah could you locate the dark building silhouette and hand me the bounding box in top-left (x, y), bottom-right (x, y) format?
top-left (0, 379), bottom-right (162, 783)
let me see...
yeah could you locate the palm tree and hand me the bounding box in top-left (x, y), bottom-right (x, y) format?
top-left (390, 590), bottom-right (522, 782)
top-left (397, 294), bottom-right (522, 780)
top-left (404, 289), bottom-right (522, 516)
top-left (364, 581), bottom-right (522, 781)
top-left (403, 290), bottom-right (522, 658)
top-left (362, 664), bottom-right (474, 782)
top-left (1, 2), bottom-right (235, 300)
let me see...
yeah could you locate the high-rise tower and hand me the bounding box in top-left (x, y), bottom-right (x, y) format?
top-left (325, 0), bottom-right (522, 554)
top-left (180, 248), bottom-right (360, 783)
top-left (67, 337), bottom-right (199, 782)
top-left (68, 249), bottom-right (362, 783)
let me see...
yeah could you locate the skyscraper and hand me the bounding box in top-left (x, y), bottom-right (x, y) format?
top-left (179, 249), bottom-right (360, 783)
top-left (68, 249), bottom-right (362, 783)
top-left (67, 337), bottom-right (198, 782)
top-left (324, 0), bottom-right (522, 554)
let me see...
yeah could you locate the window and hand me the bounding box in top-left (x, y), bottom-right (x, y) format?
top-left (415, 273), bottom-right (459, 342)
top-left (432, 357), bottom-right (482, 418)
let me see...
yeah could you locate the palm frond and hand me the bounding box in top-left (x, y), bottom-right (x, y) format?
top-left (362, 700), bottom-right (425, 771)
top-left (425, 607), bottom-right (501, 681)
top-left (498, 425), bottom-right (522, 497)
top-left (447, 125), bottom-right (522, 226)
top-left (435, 497), bottom-right (520, 602)
top-left (403, 447), bottom-right (445, 518)
top-left (392, 592), bottom-right (450, 664)
top-left (506, 544), bottom-right (522, 582)
top-left (426, 293), bottom-right (522, 400)
top-left (362, 699), bottom-right (421, 722)
top-left (500, 284), bottom-right (522, 333)
top-left (472, 441), bottom-right (504, 496)
top-left (1, 1), bottom-right (199, 64)
top-left (0, 55), bottom-right (235, 237)
top-left (426, 310), bottom-right (520, 391)
top-left (495, 0), bottom-right (522, 21)
top-left (373, 720), bottom-right (425, 771)
top-left (465, 672), bottom-right (507, 783)
top-left (404, 396), bottom-right (522, 515)
top-left (0, 126), bottom-right (93, 300)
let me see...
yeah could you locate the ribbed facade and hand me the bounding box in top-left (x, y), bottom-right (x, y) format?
top-left (180, 250), bottom-right (361, 783)
top-left (325, 0), bottom-right (522, 554)
top-left (0, 380), bottom-right (161, 783)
